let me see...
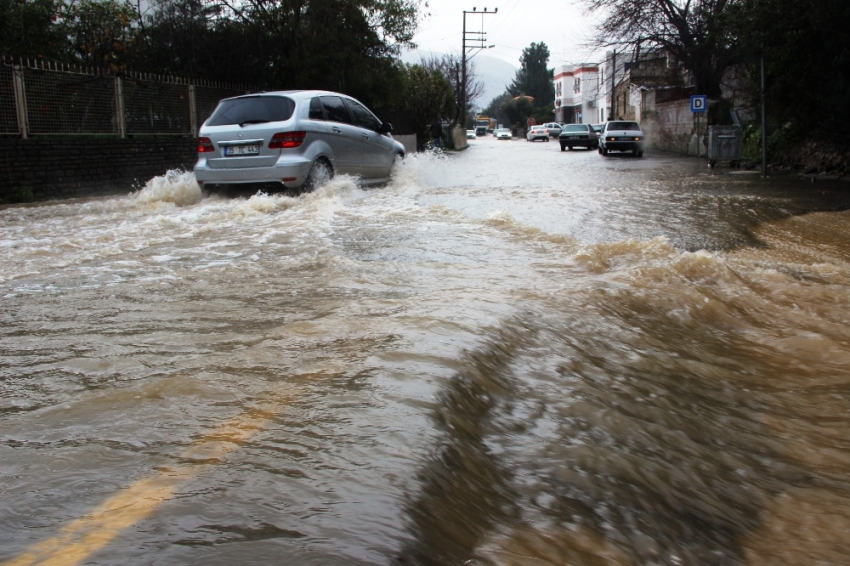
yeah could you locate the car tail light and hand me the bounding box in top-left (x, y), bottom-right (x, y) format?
top-left (197, 137), bottom-right (215, 153)
top-left (269, 131), bottom-right (307, 149)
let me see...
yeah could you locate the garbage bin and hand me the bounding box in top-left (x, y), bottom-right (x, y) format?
top-left (707, 126), bottom-right (743, 168)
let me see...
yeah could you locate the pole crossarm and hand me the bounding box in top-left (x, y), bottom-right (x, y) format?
top-left (461, 8), bottom-right (498, 126)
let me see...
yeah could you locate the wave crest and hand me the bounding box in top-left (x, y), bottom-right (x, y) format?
top-left (133, 170), bottom-right (203, 207)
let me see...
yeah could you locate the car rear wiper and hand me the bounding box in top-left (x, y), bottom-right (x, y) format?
top-left (238, 120), bottom-right (269, 127)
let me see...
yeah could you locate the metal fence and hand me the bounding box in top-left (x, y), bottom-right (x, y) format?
top-left (0, 59), bottom-right (255, 138)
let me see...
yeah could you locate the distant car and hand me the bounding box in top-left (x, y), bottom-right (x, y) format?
top-left (599, 120), bottom-right (645, 157)
top-left (591, 124), bottom-right (603, 138)
top-left (526, 125), bottom-right (549, 142)
top-left (543, 122), bottom-right (563, 137)
top-left (558, 123), bottom-right (598, 151)
top-left (467, 129), bottom-right (476, 139)
top-left (495, 128), bottom-right (512, 140)
top-left (195, 90), bottom-right (405, 192)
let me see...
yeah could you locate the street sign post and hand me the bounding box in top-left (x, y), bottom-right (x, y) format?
top-left (691, 95), bottom-right (708, 158)
top-left (690, 95), bottom-right (707, 113)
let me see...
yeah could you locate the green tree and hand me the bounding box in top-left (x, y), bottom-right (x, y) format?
top-left (502, 95), bottom-right (533, 131)
top-left (739, 0), bottom-right (850, 142)
top-left (0, 0), bottom-right (69, 60)
top-left (482, 91), bottom-right (512, 128)
top-left (396, 62), bottom-right (456, 147)
top-left (63, 0), bottom-right (137, 69)
top-left (507, 42), bottom-right (555, 109)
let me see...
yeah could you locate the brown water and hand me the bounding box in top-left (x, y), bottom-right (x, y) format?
top-left (2, 138), bottom-right (850, 565)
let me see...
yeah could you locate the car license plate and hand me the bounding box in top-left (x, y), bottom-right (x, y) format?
top-left (224, 145), bottom-right (259, 156)
top-left (567, 136), bottom-right (577, 139)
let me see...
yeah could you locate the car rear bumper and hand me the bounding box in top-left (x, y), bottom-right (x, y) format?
top-left (559, 138), bottom-right (596, 147)
top-left (603, 142), bottom-right (645, 152)
top-left (194, 157), bottom-right (313, 187)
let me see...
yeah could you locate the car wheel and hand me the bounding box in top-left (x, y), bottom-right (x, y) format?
top-left (601, 146), bottom-right (608, 156)
top-left (303, 159), bottom-right (333, 192)
top-left (637, 151), bottom-right (644, 158)
top-left (560, 144), bottom-right (566, 151)
top-left (544, 137), bottom-right (549, 142)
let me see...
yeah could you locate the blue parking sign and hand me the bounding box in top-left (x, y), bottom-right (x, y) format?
top-left (690, 95), bottom-right (707, 113)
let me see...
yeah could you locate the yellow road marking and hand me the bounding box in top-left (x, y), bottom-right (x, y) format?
top-left (3, 405), bottom-right (279, 566)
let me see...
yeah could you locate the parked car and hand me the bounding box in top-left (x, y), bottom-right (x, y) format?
top-left (467, 129), bottom-right (476, 139)
top-left (526, 125), bottom-right (550, 142)
top-left (558, 124), bottom-right (598, 151)
top-left (495, 128), bottom-right (512, 140)
top-left (194, 90), bottom-right (405, 193)
top-left (543, 122), bottom-right (563, 137)
top-left (598, 120), bottom-right (645, 157)
top-left (591, 124), bottom-right (603, 139)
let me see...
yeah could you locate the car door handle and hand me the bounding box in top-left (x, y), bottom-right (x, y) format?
top-left (361, 133), bottom-right (369, 140)
top-left (332, 127), bottom-right (342, 134)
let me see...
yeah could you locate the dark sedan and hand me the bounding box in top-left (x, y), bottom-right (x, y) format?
top-left (558, 124), bottom-right (598, 151)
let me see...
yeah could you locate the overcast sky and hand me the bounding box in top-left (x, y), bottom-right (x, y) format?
top-left (407, 0), bottom-right (604, 68)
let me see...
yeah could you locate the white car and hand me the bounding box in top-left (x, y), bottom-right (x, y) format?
top-left (466, 129), bottom-right (476, 139)
top-left (543, 122), bottom-right (563, 137)
top-left (526, 125), bottom-right (549, 142)
top-left (598, 120), bottom-right (645, 157)
top-left (495, 128), bottom-right (512, 140)
top-left (195, 90), bottom-right (405, 193)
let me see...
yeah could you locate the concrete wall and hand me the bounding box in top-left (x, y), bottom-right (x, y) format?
top-left (0, 137), bottom-right (198, 201)
top-left (394, 134), bottom-right (417, 156)
top-left (451, 126), bottom-right (468, 151)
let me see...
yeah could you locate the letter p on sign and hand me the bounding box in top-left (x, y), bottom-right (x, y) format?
top-left (690, 95), bottom-right (707, 113)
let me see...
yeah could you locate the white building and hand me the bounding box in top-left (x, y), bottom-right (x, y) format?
top-left (552, 64), bottom-right (601, 124)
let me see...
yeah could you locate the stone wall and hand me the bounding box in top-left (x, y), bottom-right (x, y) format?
top-left (0, 137), bottom-right (198, 202)
top-left (775, 140), bottom-right (850, 177)
top-left (641, 98), bottom-right (704, 156)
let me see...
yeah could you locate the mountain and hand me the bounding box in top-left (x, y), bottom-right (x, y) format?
top-left (400, 50), bottom-right (518, 111)
top-left (473, 55), bottom-right (519, 109)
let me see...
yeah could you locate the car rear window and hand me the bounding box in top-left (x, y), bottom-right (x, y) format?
top-left (207, 96), bottom-right (296, 126)
top-left (563, 125), bottom-right (588, 132)
top-left (309, 97), bottom-right (325, 120)
top-left (608, 121), bottom-right (640, 130)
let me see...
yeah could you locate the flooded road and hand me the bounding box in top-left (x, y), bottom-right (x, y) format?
top-left (2, 136), bottom-right (850, 565)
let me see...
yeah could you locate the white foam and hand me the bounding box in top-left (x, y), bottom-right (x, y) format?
top-left (133, 170), bottom-right (203, 208)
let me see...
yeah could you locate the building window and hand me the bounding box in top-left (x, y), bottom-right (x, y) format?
top-left (556, 82), bottom-right (562, 97)
top-left (574, 78), bottom-right (581, 93)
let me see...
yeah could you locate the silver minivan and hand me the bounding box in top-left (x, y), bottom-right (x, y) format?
top-left (194, 90), bottom-right (405, 192)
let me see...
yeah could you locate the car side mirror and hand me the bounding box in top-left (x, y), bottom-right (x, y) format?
top-left (380, 122), bottom-right (393, 134)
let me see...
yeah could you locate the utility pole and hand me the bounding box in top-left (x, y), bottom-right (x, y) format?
top-left (610, 49), bottom-right (616, 121)
top-left (461, 7), bottom-right (497, 127)
top-left (761, 48), bottom-right (767, 177)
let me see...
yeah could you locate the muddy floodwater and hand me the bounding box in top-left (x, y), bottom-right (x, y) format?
top-left (2, 137), bottom-right (850, 565)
